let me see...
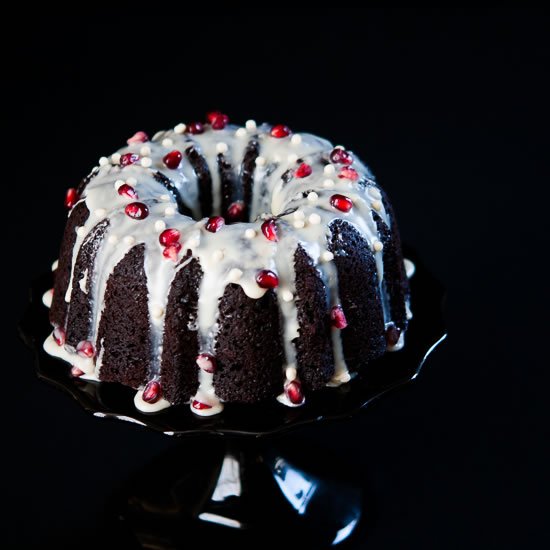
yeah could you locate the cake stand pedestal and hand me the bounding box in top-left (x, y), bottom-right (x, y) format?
top-left (20, 252), bottom-right (446, 549)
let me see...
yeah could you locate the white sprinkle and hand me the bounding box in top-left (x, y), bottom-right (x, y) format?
top-left (141, 157), bottom-right (152, 168)
top-left (321, 251), bottom-right (334, 262)
top-left (285, 366), bottom-right (297, 380)
top-left (293, 209), bottom-right (305, 220)
top-left (287, 153), bottom-right (298, 164)
top-left (323, 164), bottom-right (336, 175)
top-left (227, 268), bottom-right (243, 282)
top-left (290, 134), bottom-right (302, 145)
top-left (372, 200), bottom-right (382, 211)
top-left (126, 177), bottom-right (137, 186)
top-left (159, 194), bottom-right (170, 202)
top-left (323, 178), bottom-right (335, 189)
top-left (307, 191), bottom-right (319, 202)
top-left (111, 153), bottom-right (121, 164)
top-left (114, 179), bottom-right (125, 190)
top-left (373, 240), bottom-right (384, 252)
top-left (94, 208), bottom-right (106, 217)
top-left (162, 138), bottom-right (173, 148)
top-left (212, 249), bottom-right (224, 262)
top-left (308, 213), bottom-right (321, 225)
top-left (245, 119), bottom-right (257, 131)
top-left (255, 156), bottom-right (266, 167)
top-left (187, 237), bottom-right (200, 248)
top-left (293, 220), bottom-right (305, 229)
top-left (216, 142), bottom-right (228, 154)
top-left (151, 304), bottom-right (164, 318)
top-left (108, 235), bottom-right (119, 244)
top-left (154, 220), bottom-right (166, 232)
top-left (99, 156), bottom-right (109, 166)
top-left (244, 228), bottom-right (256, 239)
top-left (174, 123), bottom-right (186, 134)
top-left (76, 226), bottom-right (86, 237)
top-left (281, 289), bottom-right (294, 302)
top-left (51, 259), bottom-right (59, 271)
top-left (235, 128), bottom-right (247, 138)
top-left (152, 131), bottom-right (164, 141)
top-left (123, 235), bottom-right (135, 245)
top-left (165, 207), bottom-right (175, 216)
top-left (140, 145), bottom-right (151, 156)
top-left (368, 187), bottom-right (382, 199)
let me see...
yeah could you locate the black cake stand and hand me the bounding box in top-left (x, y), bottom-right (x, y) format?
top-left (19, 251), bottom-right (446, 549)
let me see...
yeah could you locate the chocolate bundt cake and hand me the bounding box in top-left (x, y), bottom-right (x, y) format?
top-left (43, 114), bottom-right (413, 416)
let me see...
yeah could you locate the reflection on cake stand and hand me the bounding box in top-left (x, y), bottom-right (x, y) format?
top-left (20, 251), bottom-right (446, 549)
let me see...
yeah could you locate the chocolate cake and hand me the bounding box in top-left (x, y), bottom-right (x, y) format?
top-left (43, 114), bottom-right (413, 416)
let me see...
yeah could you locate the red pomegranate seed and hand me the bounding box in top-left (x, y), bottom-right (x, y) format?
top-left (76, 340), bottom-right (94, 358)
top-left (226, 201), bottom-right (245, 221)
top-left (65, 188), bottom-right (79, 209)
top-left (196, 353), bottom-right (217, 373)
top-left (330, 305), bottom-right (348, 329)
top-left (206, 111), bottom-right (221, 123)
top-left (329, 148), bottom-right (353, 165)
top-left (163, 150), bottom-right (182, 169)
top-left (338, 167), bottom-right (359, 181)
top-left (127, 131), bottom-right (149, 144)
top-left (187, 121), bottom-right (204, 135)
top-left (208, 111), bottom-right (229, 130)
top-left (192, 399), bottom-right (213, 410)
top-left (261, 219), bottom-right (278, 242)
top-left (71, 366), bottom-right (84, 377)
top-left (285, 380), bottom-right (304, 405)
top-left (385, 323), bottom-right (402, 347)
top-left (330, 194), bottom-right (353, 212)
top-left (143, 380), bottom-right (162, 403)
top-left (162, 242), bottom-right (182, 262)
top-left (270, 124), bottom-right (291, 138)
top-left (120, 153), bottom-right (140, 166)
top-left (159, 228), bottom-right (181, 247)
top-left (125, 202), bottom-right (149, 220)
top-left (256, 269), bottom-right (279, 289)
top-left (295, 163), bottom-right (312, 178)
top-left (117, 183), bottom-right (138, 199)
top-left (53, 326), bottom-right (65, 346)
top-left (205, 216), bottom-right (225, 232)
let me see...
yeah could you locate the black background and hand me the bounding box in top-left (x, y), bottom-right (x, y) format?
top-left (5, 10), bottom-right (549, 549)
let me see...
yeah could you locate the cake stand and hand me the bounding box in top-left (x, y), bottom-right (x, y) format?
top-left (19, 251), bottom-right (446, 549)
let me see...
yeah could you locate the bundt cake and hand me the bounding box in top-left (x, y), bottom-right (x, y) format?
top-left (43, 114), bottom-right (413, 416)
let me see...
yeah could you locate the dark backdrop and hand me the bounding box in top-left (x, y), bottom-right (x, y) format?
top-left (5, 10), bottom-right (549, 549)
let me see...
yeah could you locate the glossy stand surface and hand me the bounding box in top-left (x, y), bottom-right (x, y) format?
top-left (20, 252), bottom-right (446, 548)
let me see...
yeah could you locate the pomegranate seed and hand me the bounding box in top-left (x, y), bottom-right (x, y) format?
top-left (163, 150), bottom-right (182, 169)
top-left (192, 399), bottom-right (213, 410)
top-left (285, 380), bottom-right (304, 405)
top-left (261, 219), bottom-right (278, 242)
top-left (76, 340), bottom-right (94, 358)
top-left (159, 228), bottom-right (181, 247)
top-left (270, 124), bottom-right (291, 138)
top-left (120, 153), bottom-right (140, 166)
top-left (71, 366), bottom-right (84, 377)
top-left (338, 167), bottom-right (359, 181)
top-left (196, 353), bottom-right (217, 373)
top-left (117, 183), bottom-right (138, 199)
top-left (143, 380), bottom-right (162, 403)
top-left (295, 163), bottom-right (312, 178)
top-left (65, 188), bottom-right (79, 209)
top-left (162, 242), bottom-right (182, 262)
top-left (386, 323), bottom-right (402, 347)
top-left (53, 326), bottom-right (65, 346)
top-left (330, 194), bottom-right (353, 212)
top-left (208, 111), bottom-right (229, 130)
top-left (127, 131), bottom-right (149, 144)
top-left (330, 305), bottom-right (348, 329)
top-left (256, 269), bottom-right (279, 289)
top-left (205, 216), bottom-right (225, 232)
top-left (226, 201), bottom-right (245, 221)
top-left (206, 111), bottom-right (221, 123)
top-left (125, 202), bottom-right (149, 220)
top-left (329, 148), bottom-right (353, 165)
top-left (187, 121), bottom-right (204, 135)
